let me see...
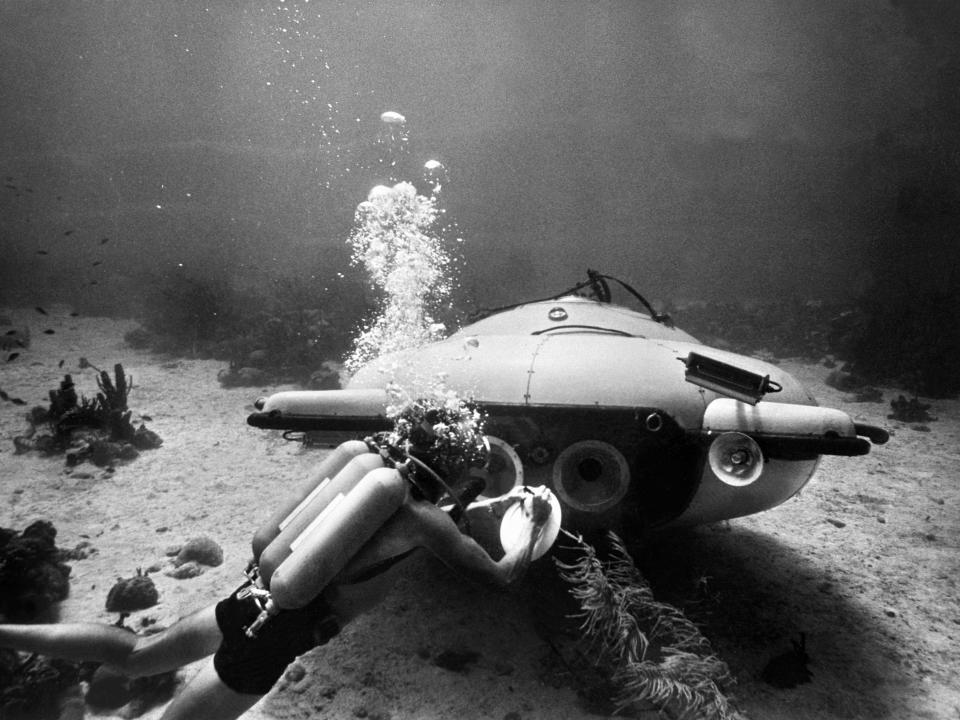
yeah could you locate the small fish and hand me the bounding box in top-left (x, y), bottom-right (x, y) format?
top-left (35, 306), bottom-right (47, 315)
top-left (7, 353), bottom-right (20, 362)
top-left (92, 261), bottom-right (102, 266)
top-left (64, 230), bottom-right (74, 236)
top-left (4, 184), bottom-right (16, 190)
top-left (4, 330), bottom-right (16, 336)
top-left (141, 414), bottom-right (153, 422)
top-left (99, 237), bottom-right (110, 245)
top-left (24, 188), bottom-right (33, 193)
top-left (0, 390), bottom-right (8, 400)
top-left (10, 398), bottom-right (27, 406)
top-left (89, 280), bottom-right (98, 285)
top-left (43, 329), bottom-right (55, 335)
top-left (36, 250), bottom-right (49, 255)
top-left (69, 312), bottom-right (80, 317)
top-left (58, 359), bottom-right (64, 368)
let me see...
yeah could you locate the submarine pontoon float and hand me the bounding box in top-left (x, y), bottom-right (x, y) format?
top-left (248, 271), bottom-right (888, 532)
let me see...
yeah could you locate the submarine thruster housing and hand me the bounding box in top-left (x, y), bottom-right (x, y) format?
top-left (248, 271), bottom-right (888, 533)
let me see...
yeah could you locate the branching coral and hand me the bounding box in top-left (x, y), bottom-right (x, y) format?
top-left (14, 365), bottom-right (160, 466)
top-left (555, 532), bottom-right (745, 720)
top-left (95, 363), bottom-right (130, 413)
top-left (37, 365), bottom-right (132, 440)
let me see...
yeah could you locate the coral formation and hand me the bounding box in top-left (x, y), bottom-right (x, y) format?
top-left (0, 650), bottom-right (83, 720)
top-left (843, 290), bottom-right (960, 398)
top-left (166, 561), bottom-right (204, 579)
top-left (173, 536), bottom-right (223, 568)
top-left (675, 292), bottom-right (960, 398)
top-left (673, 298), bottom-right (850, 362)
top-left (0, 520), bottom-right (72, 621)
top-left (104, 569), bottom-right (159, 613)
top-left (13, 364), bottom-right (161, 467)
top-left (125, 268), bottom-right (368, 387)
top-left (888, 395), bottom-right (937, 423)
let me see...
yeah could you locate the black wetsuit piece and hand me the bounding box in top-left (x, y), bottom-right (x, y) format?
top-left (213, 581), bottom-right (340, 695)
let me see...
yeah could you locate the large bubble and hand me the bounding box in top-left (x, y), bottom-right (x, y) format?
top-left (423, 159), bottom-right (448, 195)
top-left (375, 110), bottom-right (411, 179)
top-left (380, 110), bottom-right (406, 125)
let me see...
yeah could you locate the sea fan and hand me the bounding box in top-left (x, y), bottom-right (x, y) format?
top-left (555, 532), bottom-right (745, 720)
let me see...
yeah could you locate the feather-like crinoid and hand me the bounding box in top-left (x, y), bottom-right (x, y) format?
top-left (555, 532), bottom-right (747, 720)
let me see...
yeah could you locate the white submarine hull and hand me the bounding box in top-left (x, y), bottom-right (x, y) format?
top-left (249, 294), bottom-right (887, 531)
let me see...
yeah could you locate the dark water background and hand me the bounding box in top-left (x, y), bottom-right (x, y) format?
top-left (2, 1), bottom-right (959, 390)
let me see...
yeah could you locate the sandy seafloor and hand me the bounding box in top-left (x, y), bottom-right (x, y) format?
top-left (1, 306), bottom-right (958, 720)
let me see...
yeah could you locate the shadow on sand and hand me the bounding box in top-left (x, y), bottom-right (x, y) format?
top-left (520, 523), bottom-right (914, 719)
top-left (637, 524), bottom-right (909, 718)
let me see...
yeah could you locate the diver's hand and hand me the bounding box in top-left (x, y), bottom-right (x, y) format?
top-left (517, 486), bottom-right (552, 531)
top-left (515, 485), bottom-right (553, 542)
top-left (493, 486), bottom-right (559, 580)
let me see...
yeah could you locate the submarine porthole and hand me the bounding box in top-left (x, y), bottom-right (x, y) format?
top-left (577, 457), bottom-right (604, 482)
top-left (552, 440), bottom-right (630, 514)
top-left (469, 435), bottom-right (524, 500)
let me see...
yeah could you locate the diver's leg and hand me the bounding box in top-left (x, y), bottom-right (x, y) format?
top-left (0, 621), bottom-right (141, 665)
top-left (122, 605), bottom-right (222, 676)
top-left (0, 605), bottom-right (222, 677)
top-left (159, 658), bottom-right (262, 720)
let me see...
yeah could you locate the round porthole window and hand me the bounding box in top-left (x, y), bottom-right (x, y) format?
top-left (551, 440), bottom-right (630, 514)
top-left (548, 306), bottom-right (568, 321)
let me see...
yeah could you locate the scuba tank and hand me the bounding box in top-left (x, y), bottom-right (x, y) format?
top-left (252, 439), bottom-right (372, 561)
top-left (257, 450), bottom-right (385, 585)
top-left (268, 466), bottom-right (408, 609)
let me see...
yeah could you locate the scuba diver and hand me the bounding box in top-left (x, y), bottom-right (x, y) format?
top-left (0, 405), bottom-right (556, 720)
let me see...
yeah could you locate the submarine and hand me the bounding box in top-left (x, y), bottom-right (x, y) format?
top-left (248, 271), bottom-right (888, 532)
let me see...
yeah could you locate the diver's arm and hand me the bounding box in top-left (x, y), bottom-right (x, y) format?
top-left (410, 497), bottom-right (549, 587)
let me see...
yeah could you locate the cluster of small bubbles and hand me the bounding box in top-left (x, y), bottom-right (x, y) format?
top-left (247, 0), bottom-right (368, 190)
top-left (253, 6), bottom-right (420, 190)
top-left (345, 180), bottom-right (452, 374)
